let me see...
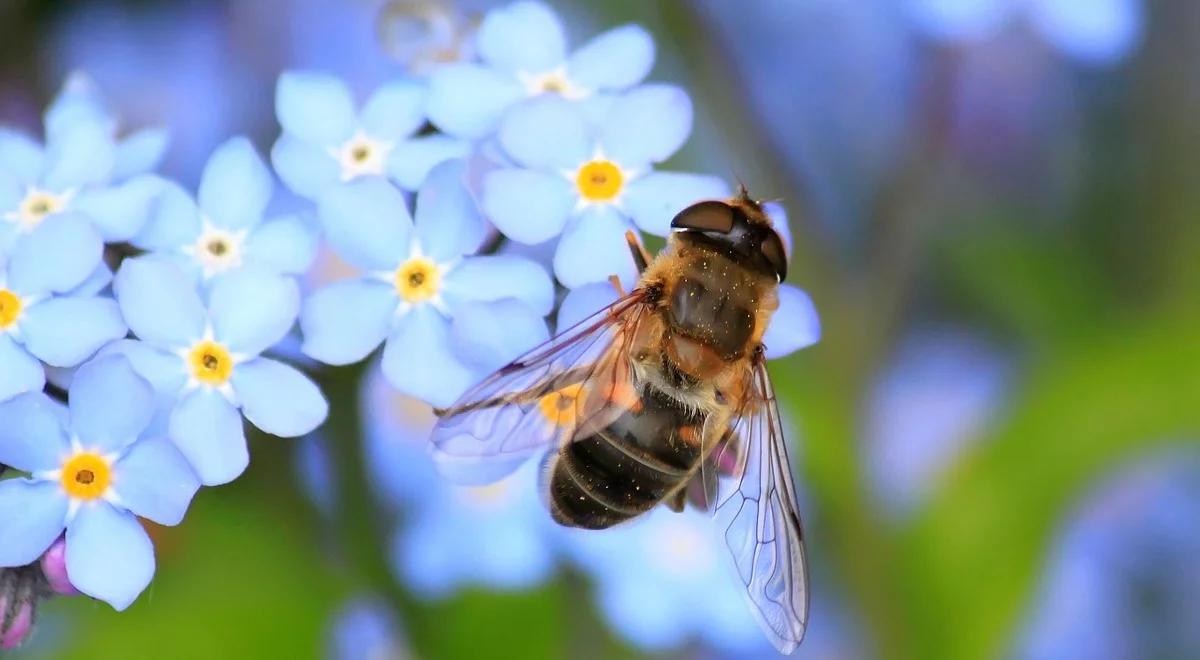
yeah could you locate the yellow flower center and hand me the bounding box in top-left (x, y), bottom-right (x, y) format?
top-left (60, 453), bottom-right (112, 501)
top-left (206, 237), bottom-right (230, 257)
top-left (575, 160), bottom-right (624, 202)
top-left (394, 258), bottom-right (441, 303)
top-left (188, 341), bottom-right (234, 385)
top-left (538, 384), bottom-right (584, 428)
top-left (0, 289), bottom-right (21, 329)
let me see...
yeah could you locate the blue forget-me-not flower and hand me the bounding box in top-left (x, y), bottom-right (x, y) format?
top-left (427, 0), bottom-right (655, 139)
top-left (133, 136), bottom-right (317, 283)
top-left (0, 355), bottom-right (200, 611)
top-left (300, 159), bottom-right (554, 407)
top-left (272, 71), bottom-right (469, 199)
top-left (111, 256), bottom-right (328, 486)
top-left (483, 88), bottom-right (729, 288)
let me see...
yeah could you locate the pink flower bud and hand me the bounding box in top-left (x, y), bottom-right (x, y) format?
top-left (0, 593), bottom-right (34, 650)
top-left (40, 538), bottom-right (78, 596)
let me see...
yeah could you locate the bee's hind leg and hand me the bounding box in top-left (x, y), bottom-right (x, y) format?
top-left (624, 230), bottom-right (651, 274)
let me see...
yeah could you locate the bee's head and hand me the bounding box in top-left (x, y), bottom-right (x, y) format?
top-left (669, 192), bottom-right (788, 281)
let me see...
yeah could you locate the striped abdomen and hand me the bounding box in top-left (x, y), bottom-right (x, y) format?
top-left (547, 387), bottom-right (705, 529)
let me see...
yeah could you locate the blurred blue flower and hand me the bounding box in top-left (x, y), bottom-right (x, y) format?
top-left (427, 0), bottom-right (655, 139)
top-left (0, 215), bottom-right (126, 402)
top-left (328, 596), bottom-right (409, 660)
top-left (271, 71), bottom-right (469, 199)
top-left (111, 256), bottom-right (328, 486)
top-left (0, 74), bottom-right (165, 255)
top-left (1016, 449), bottom-right (1200, 659)
top-left (483, 89), bottom-right (728, 287)
top-left (294, 433), bottom-right (336, 517)
top-left (906, 0), bottom-right (1143, 65)
top-left (300, 159), bottom-right (553, 407)
top-left (133, 136), bottom-right (316, 283)
top-left (377, 0), bottom-right (480, 74)
top-left (0, 355), bottom-right (200, 611)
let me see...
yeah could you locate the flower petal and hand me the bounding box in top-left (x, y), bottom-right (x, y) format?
top-left (7, 213), bottom-right (103, 296)
top-left (477, 1), bottom-right (567, 74)
top-left (112, 127), bottom-right (170, 181)
top-left (427, 64), bottom-right (524, 139)
top-left (42, 119), bottom-right (116, 190)
top-left (21, 297), bottom-right (127, 368)
top-left (387, 135), bottom-right (471, 191)
top-left (413, 159), bottom-right (488, 261)
top-left (498, 96), bottom-right (591, 170)
top-left (361, 80), bottom-right (426, 142)
top-left (69, 355), bottom-right (154, 453)
top-left (209, 268), bottom-right (299, 356)
top-left (317, 177), bottom-right (412, 271)
top-left (244, 214), bottom-right (317, 275)
top-left (168, 388), bottom-right (248, 486)
top-left (0, 393), bottom-right (70, 473)
top-left (112, 438), bottom-right (200, 526)
top-left (0, 129), bottom-right (45, 186)
top-left (0, 480), bottom-right (66, 567)
top-left (442, 255), bottom-right (555, 315)
top-left (64, 261), bottom-right (113, 297)
top-left (72, 174), bottom-right (165, 242)
top-left (276, 71), bottom-right (358, 146)
top-left (553, 206), bottom-right (638, 289)
top-left (198, 136), bottom-right (273, 230)
top-left (763, 284), bottom-right (820, 359)
top-left (623, 172), bottom-right (730, 236)
top-left (231, 357), bottom-right (328, 437)
top-left (449, 299), bottom-right (549, 373)
top-left (602, 85), bottom-right (693, 166)
top-left (482, 168), bottom-right (574, 244)
top-left (567, 24), bottom-right (655, 91)
top-left (300, 279), bottom-right (396, 365)
top-left (556, 281), bottom-right (619, 332)
top-left (132, 180), bottom-right (200, 252)
top-left (65, 502), bottom-right (154, 611)
top-left (97, 339), bottom-right (187, 438)
top-left (270, 134), bottom-right (340, 200)
top-left (0, 334), bottom-right (46, 402)
top-left (114, 256), bottom-right (206, 349)
top-left (382, 305), bottom-right (477, 408)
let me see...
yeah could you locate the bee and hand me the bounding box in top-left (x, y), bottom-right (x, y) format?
top-left (431, 187), bottom-right (810, 654)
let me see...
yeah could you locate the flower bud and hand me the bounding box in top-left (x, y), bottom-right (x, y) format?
top-left (40, 538), bottom-right (79, 596)
top-left (0, 567), bottom-right (39, 650)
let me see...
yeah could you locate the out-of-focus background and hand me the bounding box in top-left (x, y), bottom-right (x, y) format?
top-left (3, 0), bottom-right (1199, 658)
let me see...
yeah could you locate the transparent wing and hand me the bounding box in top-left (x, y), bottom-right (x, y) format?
top-left (431, 288), bottom-right (652, 485)
top-left (709, 359), bottom-right (810, 654)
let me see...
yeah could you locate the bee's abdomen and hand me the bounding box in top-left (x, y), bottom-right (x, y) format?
top-left (547, 389), bottom-right (703, 530)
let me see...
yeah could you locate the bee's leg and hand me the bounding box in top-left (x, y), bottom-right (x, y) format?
top-left (623, 230), bottom-right (651, 274)
top-left (665, 488), bottom-right (687, 513)
top-left (608, 275), bottom-right (626, 297)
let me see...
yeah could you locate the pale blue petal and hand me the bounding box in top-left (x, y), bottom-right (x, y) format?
top-left (382, 305), bottom-right (476, 408)
top-left (114, 256), bottom-right (206, 349)
top-left (276, 71), bottom-right (358, 146)
top-left (244, 214), bottom-right (317, 275)
top-left (413, 159), bottom-right (487, 261)
top-left (601, 85), bottom-right (693, 166)
top-left (907, 0), bottom-right (1011, 41)
top-left (556, 281), bottom-right (619, 332)
top-left (65, 261), bottom-right (113, 297)
top-left (209, 268), bottom-right (299, 356)
top-left (198, 137), bottom-right (273, 230)
top-left (169, 388), bottom-right (248, 486)
top-left (112, 127), bottom-right (170, 180)
top-left (477, 1), bottom-right (567, 74)
top-left (442, 255), bottom-right (554, 315)
top-left (498, 96), bottom-right (591, 170)
top-left (0, 334), bottom-right (45, 402)
top-left (21, 297), bottom-right (127, 368)
top-left (387, 135), bottom-right (471, 190)
top-left (0, 480), bottom-right (66, 567)
top-left (0, 393), bottom-right (70, 473)
top-left (300, 279), bottom-right (396, 365)
top-left (71, 174), bottom-right (166, 242)
top-left (132, 180), bottom-right (199, 251)
top-left (7, 213), bottom-right (103, 296)
top-left (567, 24), bottom-right (655, 91)
top-left (97, 339), bottom-right (187, 398)
top-left (317, 177), bottom-right (412, 271)
top-left (112, 438), bottom-right (200, 526)
top-left (1029, 0), bottom-right (1143, 65)
top-left (623, 171), bottom-right (730, 236)
top-left (65, 503), bottom-right (154, 611)
top-left (270, 134), bottom-right (340, 200)
top-left (0, 129), bottom-right (45, 185)
top-left (231, 357), bottom-right (328, 437)
top-left (763, 284), bottom-right (820, 359)
top-left (69, 355), bottom-right (154, 453)
top-left (427, 64), bottom-right (524, 139)
top-left (42, 119), bottom-right (117, 190)
top-left (361, 80), bottom-right (426, 142)
top-left (449, 299), bottom-right (549, 373)
top-left (44, 73), bottom-right (114, 144)
top-left (553, 206), bottom-right (638, 289)
top-left (0, 171), bottom-right (22, 213)
top-left (482, 169), bottom-right (574, 244)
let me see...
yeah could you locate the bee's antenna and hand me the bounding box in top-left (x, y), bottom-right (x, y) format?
top-left (729, 168), bottom-right (759, 209)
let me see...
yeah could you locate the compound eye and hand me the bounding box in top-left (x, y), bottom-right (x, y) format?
top-left (760, 230), bottom-right (788, 281)
top-left (670, 200), bottom-right (735, 234)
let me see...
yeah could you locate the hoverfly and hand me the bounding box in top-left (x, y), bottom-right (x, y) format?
top-left (431, 187), bottom-right (810, 653)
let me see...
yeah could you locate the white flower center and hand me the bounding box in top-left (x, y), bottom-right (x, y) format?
top-left (185, 219), bottom-right (247, 279)
top-left (5, 187), bottom-right (72, 231)
top-left (331, 131), bottom-right (394, 182)
top-left (519, 67), bottom-right (589, 100)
